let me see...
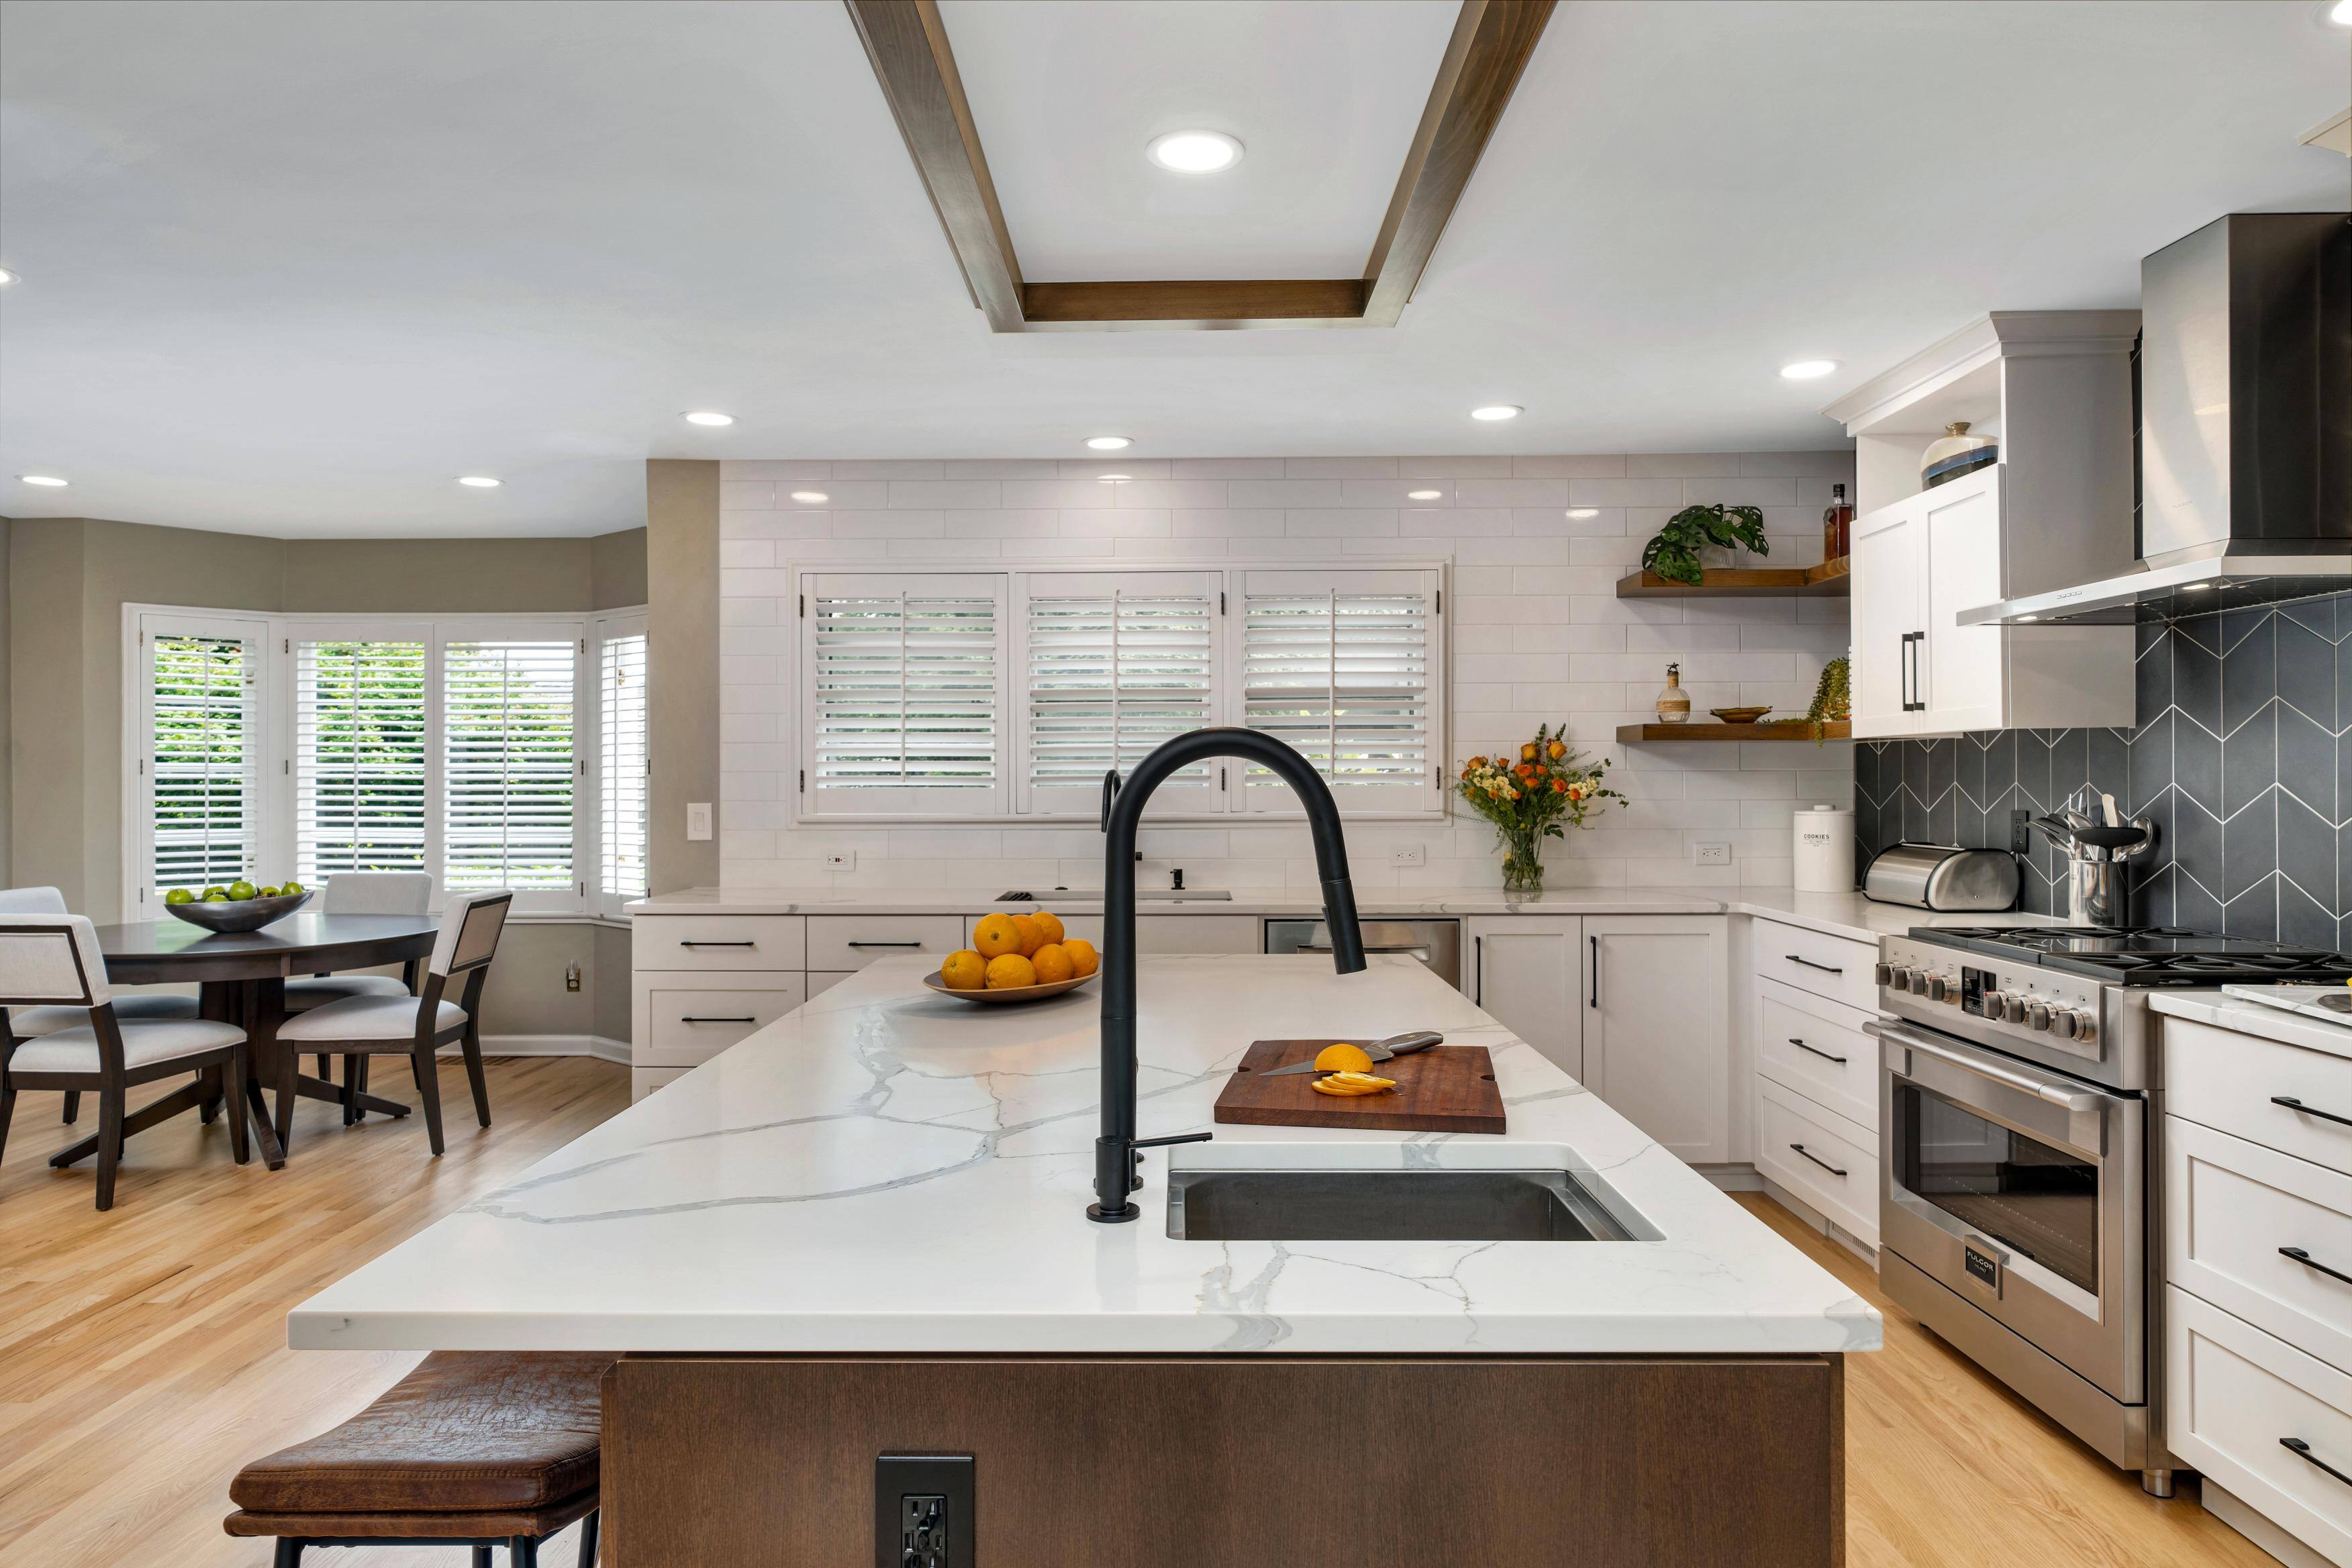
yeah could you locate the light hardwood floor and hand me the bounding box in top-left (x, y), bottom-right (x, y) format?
top-left (1, 1061), bottom-right (2279, 1567)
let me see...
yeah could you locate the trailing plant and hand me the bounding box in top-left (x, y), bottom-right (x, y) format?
top-left (1805, 656), bottom-right (1851, 742)
top-left (1640, 503), bottom-right (1769, 586)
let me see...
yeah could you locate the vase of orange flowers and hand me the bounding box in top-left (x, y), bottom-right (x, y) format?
top-left (1456, 724), bottom-right (1624, 896)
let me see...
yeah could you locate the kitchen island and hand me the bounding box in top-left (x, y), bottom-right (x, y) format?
top-left (294, 954), bottom-right (1877, 1565)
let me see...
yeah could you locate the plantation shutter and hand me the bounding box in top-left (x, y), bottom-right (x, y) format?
top-left (802, 573), bottom-right (1006, 816)
top-left (1237, 569), bottom-right (1440, 813)
top-left (1019, 571), bottom-right (1218, 814)
top-left (140, 614), bottom-right (265, 910)
top-left (295, 636), bottom-right (428, 882)
top-left (440, 629), bottom-right (581, 907)
top-left (599, 616), bottom-right (650, 910)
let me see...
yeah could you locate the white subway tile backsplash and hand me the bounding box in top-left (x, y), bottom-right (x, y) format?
top-left (716, 450), bottom-right (1856, 893)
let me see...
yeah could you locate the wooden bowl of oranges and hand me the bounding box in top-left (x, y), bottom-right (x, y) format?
top-left (924, 910), bottom-right (1101, 1004)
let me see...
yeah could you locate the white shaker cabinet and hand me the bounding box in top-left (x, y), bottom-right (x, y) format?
top-left (1584, 916), bottom-right (1730, 1164)
top-left (1466, 917), bottom-right (1584, 1080)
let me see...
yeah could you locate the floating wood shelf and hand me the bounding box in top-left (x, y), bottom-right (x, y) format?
top-left (1614, 557), bottom-right (1850, 598)
top-left (1615, 722), bottom-right (1851, 742)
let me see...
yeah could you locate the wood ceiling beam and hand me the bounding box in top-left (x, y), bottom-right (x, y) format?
top-left (1021, 278), bottom-right (1367, 328)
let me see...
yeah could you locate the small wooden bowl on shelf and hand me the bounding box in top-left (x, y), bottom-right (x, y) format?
top-left (922, 971), bottom-right (1099, 1006)
top-left (1706, 706), bottom-right (1774, 725)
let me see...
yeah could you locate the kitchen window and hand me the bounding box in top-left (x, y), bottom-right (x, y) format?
top-left (795, 563), bottom-right (1444, 823)
top-left (126, 606), bottom-right (648, 918)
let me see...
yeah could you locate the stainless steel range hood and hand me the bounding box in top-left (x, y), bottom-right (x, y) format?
top-left (1960, 212), bottom-right (2350, 626)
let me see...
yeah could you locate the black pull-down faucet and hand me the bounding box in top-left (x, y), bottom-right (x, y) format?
top-left (1089, 728), bottom-right (1367, 1222)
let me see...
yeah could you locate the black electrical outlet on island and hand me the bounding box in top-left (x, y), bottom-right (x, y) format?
top-left (876, 1453), bottom-right (973, 1568)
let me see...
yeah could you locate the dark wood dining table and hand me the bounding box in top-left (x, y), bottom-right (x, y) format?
top-left (89, 913), bottom-right (441, 1170)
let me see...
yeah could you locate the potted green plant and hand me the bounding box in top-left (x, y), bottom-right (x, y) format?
top-left (1640, 503), bottom-right (1769, 587)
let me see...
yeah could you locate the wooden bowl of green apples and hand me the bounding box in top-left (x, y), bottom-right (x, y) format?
top-left (161, 879), bottom-right (313, 934)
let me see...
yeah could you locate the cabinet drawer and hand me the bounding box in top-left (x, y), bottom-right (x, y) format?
top-left (632, 1066), bottom-right (691, 1103)
top-left (2169, 1116), bottom-right (2352, 1374)
top-left (805, 915), bottom-right (965, 971)
top-left (634, 977), bottom-right (806, 1069)
top-left (1757, 979), bottom-right (1879, 1131)
top-left (2167, 1018), bottom-right (2352, 1177)
top-left (2167, 1287), bottom-right (2352, 1564)
top-left (634, 914), bottom-right (806, 973)
top-left (1753, 921), bottom-right (1879, 1013)
top-left (1755, 1078), bottom-right (1879, 1246)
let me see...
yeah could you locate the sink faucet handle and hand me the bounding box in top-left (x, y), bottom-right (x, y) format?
top-left (1099, 769), bottom-right (1121, 833)
top-left (1126, 1131), bottom-right (1213, 1191)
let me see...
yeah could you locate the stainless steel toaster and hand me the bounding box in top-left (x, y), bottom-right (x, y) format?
top-left (1861, 842), bottom-right (2020, 911)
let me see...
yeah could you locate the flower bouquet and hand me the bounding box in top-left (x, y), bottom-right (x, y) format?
top-left (1456, 724), bottom-right (1626, 896)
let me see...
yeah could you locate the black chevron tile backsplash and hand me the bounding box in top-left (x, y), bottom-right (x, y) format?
top-left (1854, 591), bottom-right (2352, 946)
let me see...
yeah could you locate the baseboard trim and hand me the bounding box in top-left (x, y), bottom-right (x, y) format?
top-left (456, 1034), bottom-right (631, 1065)
top-left (1697, 1163), bottom-right (1764, 1193)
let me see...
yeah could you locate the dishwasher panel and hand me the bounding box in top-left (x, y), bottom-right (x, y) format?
top-left (1265, 918), bottom-right (1461, 991)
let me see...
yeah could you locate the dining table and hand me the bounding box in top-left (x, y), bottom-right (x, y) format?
top-left (85, 912), bottom-right (442, 1170)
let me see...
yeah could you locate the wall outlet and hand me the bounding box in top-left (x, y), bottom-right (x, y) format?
top-left (2011, 808), bottom-right (2032, 854)
top-left (1692, 840), bottom-right (1733, 865)
top-left (564, 963), bottom-right (581, 993)
top-left (1390, 844), bottom-right (1424, 867)
top-left (875, 1454), bottom-right (973, 1568)
top-left (826, 850), bottom-right (856, 871)
top-left (685, 801), bottom-right (714, 841)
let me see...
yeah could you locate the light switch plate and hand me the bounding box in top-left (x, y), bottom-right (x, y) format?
top-left (686, 802), bottom-right (714, 841)
top-left (1692, 840), bottom-right (1732, 865)
top-left (1389, 844), bottom-right (1424, 867)
top-left (826, 851), bottom-right (856, 871)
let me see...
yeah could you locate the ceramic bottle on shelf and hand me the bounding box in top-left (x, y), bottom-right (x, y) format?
top-left (1920, 422), bottom-right (1998, 489)
top-left (1655, 663), bottom-right (1690, 724)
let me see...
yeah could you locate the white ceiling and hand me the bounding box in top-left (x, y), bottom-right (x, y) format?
top-left (0, 0), bottom-right (2344, 539)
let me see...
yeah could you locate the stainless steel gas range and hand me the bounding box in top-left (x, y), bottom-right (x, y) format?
top-left (1867, 925), bottom-right (2352, 1498)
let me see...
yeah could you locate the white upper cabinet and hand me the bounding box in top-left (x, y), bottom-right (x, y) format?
top-left (1827, 313), bottom-right (2140, 739)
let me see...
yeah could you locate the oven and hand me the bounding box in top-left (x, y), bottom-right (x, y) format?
top-left (1870, 1016), bottom-right (2152, 1459)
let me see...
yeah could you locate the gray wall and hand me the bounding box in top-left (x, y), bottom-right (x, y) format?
top-left (646, 462), bottom-right (719, 893)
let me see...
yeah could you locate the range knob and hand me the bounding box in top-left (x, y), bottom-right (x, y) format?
top-left (1874, 962), bottom-right (1896, 987)
top-left (1987, 991), bottom-right (2018, 1022)
top-left (1909, 969), bottom-right (1930, 996)
top-left (2026, 1001), bottom-right (2053, 1031)
top-left (2067, 1010), bottom-right (2098, 1043)
top-left (1926, 974), bottom-right (1950, 1001)
top-left (2053, 1009), bottom-right (2084, 1040)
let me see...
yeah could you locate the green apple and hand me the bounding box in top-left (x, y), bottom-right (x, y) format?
top-left (227, 880), bottom-right (257, 901)
top-left (202, 886), bottom-right (226, 899)
top-left (280, 880), bottom-right (305, 896)
top-left (258, 885), bottom-right (281, 898)
top-left (164, 887), bottom-right (195, 905)
top-left (203, 891), bottom-right (230, 903)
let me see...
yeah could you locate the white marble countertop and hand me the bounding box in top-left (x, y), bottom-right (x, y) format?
top-left (628, 884), bottom-right (2047, 948)
top-left (2152, 989), bottom-right (2352, 1062)
top-left (291, 955), bottom-right (1881, 1357)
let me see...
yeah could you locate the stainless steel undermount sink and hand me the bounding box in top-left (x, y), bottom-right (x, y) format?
top-left (1167, 1169), bottom-right (1643, 1242)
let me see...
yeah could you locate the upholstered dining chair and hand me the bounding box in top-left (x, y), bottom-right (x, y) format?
top-left (0, 914), bottom-right (252, 1209)
top-left (275, 890), bottom-right (511, 1158)
top-left (0, 885), bottom-right (199, 1127)
top-left (283, 871), bottom-right (435, 1087)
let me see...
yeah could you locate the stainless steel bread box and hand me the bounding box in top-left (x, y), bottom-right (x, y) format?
top-left (1861, 843), bottom-right (2020, 911)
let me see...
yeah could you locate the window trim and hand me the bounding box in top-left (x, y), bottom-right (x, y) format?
top-left (594, 609), bottom-right (650, 919)
top-left (786, 560), bottom-right (1447, 826)
top-left (121, 603), bottom-right (649, 920)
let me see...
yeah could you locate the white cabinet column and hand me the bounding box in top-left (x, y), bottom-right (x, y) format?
top-left (1465, 917), bottom-right (1584, 1080)
top-left (1585, 916), bottom-right (1730, 1163)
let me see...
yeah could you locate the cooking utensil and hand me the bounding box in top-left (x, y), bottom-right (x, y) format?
top-left (2100, 791), bottom-right (2121, 828)
top-left (2067, 824), bottom-right (2148, 853)
top-left (1261, 1029), bottom-right (1445, 1077)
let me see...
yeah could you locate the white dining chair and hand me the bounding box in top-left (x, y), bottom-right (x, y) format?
top-left (281, 871), bottom-right (435, 1013)
top-left (0, 885), bottom-right (201, 1128)
top-left (274, 890), bottom-right (511, 1158)
top-left (0, 915), bottom-right (252, 1209)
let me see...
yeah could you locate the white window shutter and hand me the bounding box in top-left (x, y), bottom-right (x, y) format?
top-left (1020, 571), bottom-right (1218, 814)
top-left (442, 635), bottom-right (579, 897)
top-left (146, 625), bottom-right (261, 898)
top-left (599, 620), bottom-right (650, 905)
top-left (803, 573), bottom-right (1004, 816)
top-left (295, 638), bottom-right (429, 882)
top-left (1238, 568), bottom-right (1439, 813)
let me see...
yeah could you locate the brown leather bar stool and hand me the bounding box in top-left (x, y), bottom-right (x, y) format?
top-left (223, 1352), bottom-right (609, 1567)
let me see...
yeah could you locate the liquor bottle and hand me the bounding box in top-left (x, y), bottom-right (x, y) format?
top-left (1655, 663), bottom-right (1690, 724)
top-left (1822, 483), bottom-right (1854, 561)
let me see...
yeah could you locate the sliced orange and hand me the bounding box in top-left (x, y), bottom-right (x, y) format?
top-left (1314, 1042), bottom-right (1375, 1074)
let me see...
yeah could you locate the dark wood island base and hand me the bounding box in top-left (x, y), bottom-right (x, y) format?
top-left (603, 1353), bottom-right (1844, 1567)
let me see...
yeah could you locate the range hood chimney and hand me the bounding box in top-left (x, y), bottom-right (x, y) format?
top-left (1961, 212), bottom-right (2350, 626)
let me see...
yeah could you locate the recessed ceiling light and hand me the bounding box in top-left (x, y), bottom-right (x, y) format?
top-left (2328, 0), bottom-right (2352, 26)
top-left (1779, 359), bottom-right (1840, 381)
top-left (1470, 405), bottom-right (1522, 422)
top-left (1565, 507), bottom-right (1600, 520)
top-left (0, 268), bottom-right (17, 286)
top-left (789, 490), bottom-right (829, 503)
top-left (1145, 131), bottom-right (1243, 174)
top-left (1407, 489), bottom-right (1442, 501)
top-left (683, 411), bottom-right (734, 427)
top-left (456, 475), bottom-right (501, 488)
top-left (18, 473), bottom-right (66, 487)
top-left (1085, 435), bottom-right (1133, 451)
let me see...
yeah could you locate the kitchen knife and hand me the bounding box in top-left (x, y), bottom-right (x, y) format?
top-left (1261, 1030), bottom-right (1444, 1076)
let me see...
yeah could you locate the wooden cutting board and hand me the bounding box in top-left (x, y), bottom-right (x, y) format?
top-left (1212, 1039), bottom-right (1506, 1134)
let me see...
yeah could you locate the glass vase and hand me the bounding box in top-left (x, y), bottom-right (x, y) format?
top-left (1496, 822), bottom-right (1546, 896)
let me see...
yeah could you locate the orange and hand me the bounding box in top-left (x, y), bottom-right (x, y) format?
top-left (1313, 1042), bottom-right (1375, 1073)
top-left (1010, 914), bottom-right (1044, 957)
top-left (973, 913), bottom-right (1023, 960)
top-left (985, 953), bottom-right (1038, 989)
top-left (1033, 910), bottom-right (1065, 944)
top-left (1061, 938), bottom-right (1098, 977)
top-left (1030, 943), bottom-right (1074, 983)
top-left (939, 950), bottom-right (987, 990)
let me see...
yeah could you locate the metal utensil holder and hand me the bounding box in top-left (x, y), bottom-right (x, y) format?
top-left (2058, 786), bottom-right (2159, 927)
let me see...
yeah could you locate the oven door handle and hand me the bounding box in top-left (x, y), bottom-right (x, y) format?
top-left (1865, 1019), bottom-right (2105, 1114)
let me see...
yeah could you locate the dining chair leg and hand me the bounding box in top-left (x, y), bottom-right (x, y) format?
top-left (316, 1052), bottom-right (332, 1081)
top-left (338, 1054), bottom-right (357, 1125)
top-left (472, 1548), bottom-right (493, 1568)
top-left (273, 1538), bottom-right (305, 1568)
top-left (461, 1023), bottom-right (492, 1128)
top-left (226, 1044), bottom-right (252, 1165)
top-left (576, 1507), bottom-right (599, 1566)
top-left (94, 1087), bottom-right (125, 1211)
top-left (0, 1077), bottom-right (15, 1165)
top-left (273, 1040), bottom-right (299, 1159)
top-left (61, 1089), bottom-right (79, 1124)
top-left (411, 1043), bottom-right (447, 1155)
top-left (199, 1064), bottom-right (219, 1124)
top-left (507, 1534), bottom-right (538, 1567)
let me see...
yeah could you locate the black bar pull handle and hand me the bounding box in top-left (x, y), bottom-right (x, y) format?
top-left (2282, 1438), bottom-right (2352, 1487)
top-left (2273, 1095), bottom-right (2352, 1128)
top-left (1473, 934), bottom-right (1483, 1005)
top-left (1790, 1037), bottom-right (1849, 1065)
top-left (2281, 1246), bottom-right (2352, 1286)
top-left (1789, 1142), bottom-right (1848, 1177)
top-left (1785, 954), bottom-right (1845, 975)
top-left (846, 940), bottom-right (924, 948)
top-left (679, 940), bottom-right (756, 948)
top-left (1589, 934), bottom-right (1600, 1010)
top-left (680, 1016), bottom-right (757, 1024)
